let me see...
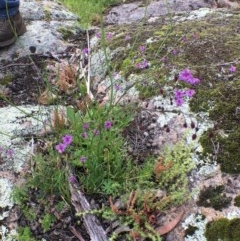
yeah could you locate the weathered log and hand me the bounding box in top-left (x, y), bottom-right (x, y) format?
top-left (69, 182), bottom-right (108, 241)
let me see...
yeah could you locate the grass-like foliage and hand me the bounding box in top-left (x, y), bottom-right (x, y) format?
top-left (59, 0), bottom-right (121, 26)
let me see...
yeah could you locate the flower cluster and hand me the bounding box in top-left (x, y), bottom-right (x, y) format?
top-left (179, 68), bottom-right (200, 85)
top-left (174, 68), bottom-right (200, 106)
top-left (55, 134), bottom-right (73, 154)
top-left (174, 89), bottom-right (196, 106)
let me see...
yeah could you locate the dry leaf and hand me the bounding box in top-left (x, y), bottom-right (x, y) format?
top-left (51, 108), bottom-right (67, 129)
top-left (56, 64), bottom-right (77, 93)
top-left (38, 88), bottom-right (57, 105)
top-left (154, 157), bottom-right (172, 177)
top-left (155, 208), bottom-right (184, 235)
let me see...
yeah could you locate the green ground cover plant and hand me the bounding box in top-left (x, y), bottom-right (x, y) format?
top-left (59, 0), bottom-right (121, 26)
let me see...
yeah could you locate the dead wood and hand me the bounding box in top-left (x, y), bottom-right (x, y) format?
top-left (69, 182), bottom-right (108, 241)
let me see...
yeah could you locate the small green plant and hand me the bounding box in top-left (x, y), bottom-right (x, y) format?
top-left (16, 227), bottom-right (37, 241)
top-left (155, 141), bottom-right (195, 204)
top-left (59, 0), bottom-right (121, 26)
top-left (41, 213), bottom-right (56, 232)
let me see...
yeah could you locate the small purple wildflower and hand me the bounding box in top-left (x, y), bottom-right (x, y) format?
top-left (93, 129), bottom-right (100, 136)
top-left (80, 156), bottom-right (87, 163)
top-left (229, 65), bottom-right (237, 73)
top-left (62, 134), bottom-right (73, 146)
top-left (81, 132), bottom-right (88, 139)
top-left (82, 47), bottom-right (89, 56)
top-left (139, 45), bottom-right (146, 53)
top-left (179, 69), bottom-right (200, 85)
top-left (172, 49), bottom-right (178, 55)
top-left (114, 84), bottom-right (121, 91)
top-left (83, 123), bottom-right (89, 130)
top-left (136, 59), bottom-right (149, 69)
top-left (55, 143), bottom-right (66, 154)
top-left (104, 121), bottom-right (112, 130)
top-left (125, 35), bottom-right (131, 41)
top-left (69, 174), bottom-right (77, 184)
top-left (185, 89), bottom-right (196, 97)
top-left (188, 77), bottom-right (200, 85)
top-left (174, 89), bottom-right (185, 98)
top-left (6, 149), bottom-right (14, 158)
top-left (96, 32), bottom-right (101, 38)
top-left (182, 36), bottom-right (187, 42)
top-left (192, 33), bottom-right (197, 39)
top-left (107, 32), bottom-right (113, 41)
top-left (175, 97), bottom-right (184, 106)
top-left (161, 56), bottom-right (168, 63)
top-left (179, 68), bottom-right (193, 82)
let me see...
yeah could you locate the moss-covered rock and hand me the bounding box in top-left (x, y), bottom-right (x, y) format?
top-left (101, 9), bottom-right (240, 174)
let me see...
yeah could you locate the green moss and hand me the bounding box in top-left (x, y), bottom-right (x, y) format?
top-left (205, 218), bottom-right (240, 241)
top-left (184, 225), bottom-right (198, 237)
top-left (0, 74), bottom-right (13, 85)
top-left (198, 79), bottom-right (240, 173)
top-left (234, 195), bottom-right (240, 207)
top-left (197, 185), bottom-right (231, 210)
top-left (43, 8), bottom-right (52, 21)
top-left (57, 27), bottom-right (74, 40)
top-left (205, 218), bottom-right (229, 241)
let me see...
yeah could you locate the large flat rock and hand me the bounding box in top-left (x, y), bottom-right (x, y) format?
top-left (0, 0), bottom-right (82, 62)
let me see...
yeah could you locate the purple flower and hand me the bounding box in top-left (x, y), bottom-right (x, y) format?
top-left (107, 32), bottom-right (113, 41)
top-left (179, 68), bottom-right (193, 82)
top-left (179, 69), bottom-right (201, 85)
top-left (182, 36), bottom-right (187, 42)
top-left (82, 47), bottom-right (89, 56)
top-left (174, 89), bottom-right (185, 98)
top-left (96, 32), bottom-right (101, 38)
top-left (188, 77), bottom-right (200, 85)
top-left (125, 35), bottom-right (131, 41)
top-left (175, 97), bottom-right (184, 106)
top-left (55, 143), bottom-right (66, 154)
top-left (62, 134), bottom-right (73, 146)
top-left (80, 156), bottom-right (87, 163)
top-left (93, 129), bottom-right (100, 136)
top-left (114, 84), bottom-right (121, 91)
top-left (136, 59), bottom-right (149, 69)
top-left (229, 65), bottom-right (236, 73)
top-left (83, 123), bottom-right (89, 130)
top-left (6, 149), bottom-right (14, 158)
top-left (81, 132), bottom-right (88, 139)
top-left (185, 89), bottom-right (196, 97)
top-left (161, 56), bottom-right (168, 63)
top-left (139, 45), bottom-right (146, 53)
top-left (172, 49), bottom-right (178, 55)
top-left (69, 174), bottom-right (77, 184)
top-left (104, 121), bottom-right (112, 130)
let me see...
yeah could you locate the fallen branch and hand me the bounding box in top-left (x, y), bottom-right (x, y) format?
top-left (69, 181), bottom-right (108, 241)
